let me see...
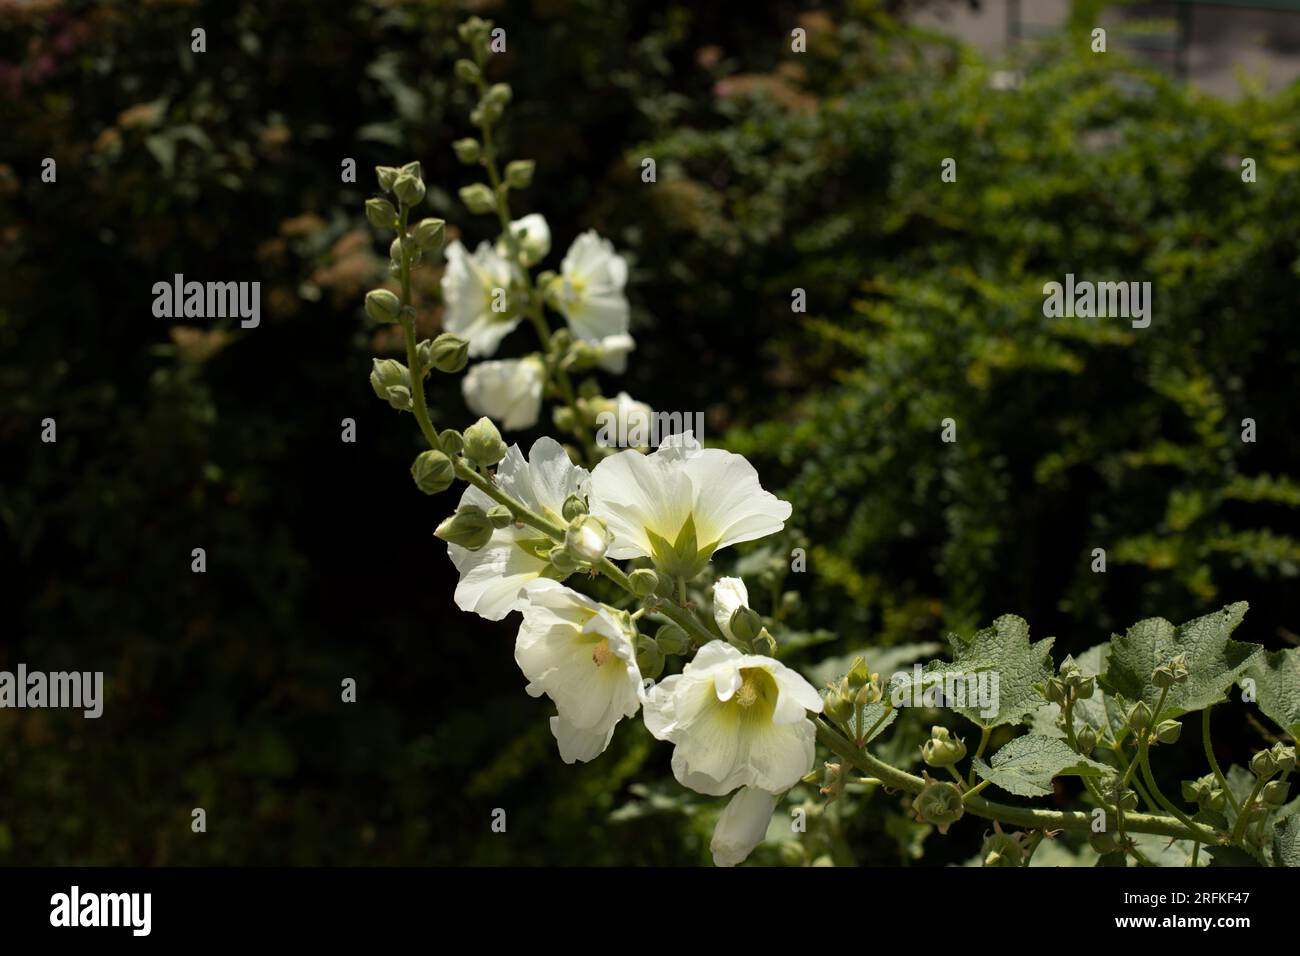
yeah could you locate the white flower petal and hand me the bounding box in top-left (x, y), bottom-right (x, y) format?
top-left (711, 787), bottom-right (779, 867)
top-left (462, 357), bottom-right (544, 430)
top-left (549, 715), bottom-right (615, 764)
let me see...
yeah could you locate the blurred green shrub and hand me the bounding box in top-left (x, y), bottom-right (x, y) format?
top-left (633, 24), bottom-right (1300, 655)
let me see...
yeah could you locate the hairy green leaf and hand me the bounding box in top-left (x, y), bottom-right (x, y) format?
top-left (1274, 816), bottom-right (1300, 868)
top-left (904, 614), bottom-right (1055, 731)
top-left (972, 734), bottom-right (1111, 797)
top-left (1101, 603), bottom-right (1261, 719)
top-left (1243, 647), bottom-right (1300, 738)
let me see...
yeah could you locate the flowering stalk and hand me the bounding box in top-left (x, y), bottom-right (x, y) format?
top-left (356, 15), bottom-right (1299, 868)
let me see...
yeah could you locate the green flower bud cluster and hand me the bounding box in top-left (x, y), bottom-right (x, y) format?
top-left (1151, 653), bottom-right (1189, 689)
top-left (1181, 774), bottom-right (1228, 812)
top-left (376, 161), bottom-right (426, 209)
top-left (823, 657), bottom-right (884, 728)
top-left (981, 824), bottom-right (1028, 867)
top-left (1038, 655), bottom-right (1095, 705)
top-left (369, 358), bottom-right (413, 411)
top-left (912, 774), bottom-right (965, 834)
top-left (921, 726), bottom-right (967, 768)
top-left (1250, 741), bottom-right (1296, 779)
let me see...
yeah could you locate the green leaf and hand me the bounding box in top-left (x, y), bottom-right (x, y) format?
top-left (906, 614), bottom-right (1055, 730)
top-left (972, 734), bottom-right (1111, 797)
top-left (1273, 815), bottom-right (1300, 868)
top-left (1243, 647), bottom-right (1300, 738)
top-left (1100, 603), bottom-right (1262, 719)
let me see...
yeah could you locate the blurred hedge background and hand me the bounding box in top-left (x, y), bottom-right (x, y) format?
top-left (2, 0), bottom-right (1298, 866)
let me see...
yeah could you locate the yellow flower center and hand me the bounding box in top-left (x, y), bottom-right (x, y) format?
top-left (591, 638), bottom-right (613, 667)
top-left (728, 667), bottom-right (777, 722)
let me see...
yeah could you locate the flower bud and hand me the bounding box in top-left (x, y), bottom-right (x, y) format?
top-left (728, 606), bottom-right (762, 643)
top-left (552, 405), bottom-right (576, 433)
top-left (369, 358), bottom-right (412, 410)
top-left (655, 622), bottom-right (690, 656)
top-left (1040, 677), bottom-right (1068, 706)
top-left (981, 826), bottom-right (1026, 868)
top-left (1270, 742), bottom-right (1296, 773)
top-left (922, 726), bottom-right (967, 768)
top-left (412, 217), bottom-right (445, 251)
top-left (454, 58), bottom-right (480, 83)
top-left (364, 288), bottom-right (402, 324)
top-left (486, 504), bottom-right (514, 529)
top-left (462, 416), bottom-right (507, 467)
top-left (823, 689), bottom-right (853, 724)
top-left (635, 635), bottom-right (665, 681)
top-left (846, 657), bottom-right (872, 691)
top-left (1152, 654), bottom-right (1189, 689)
top-left (504, 159), bottom-right (534, 189)
top-left (411, 450), bottom-right (455, 494)
top-left (912, 776), bottom-right (965, 834)
top-left (562, 494), bottom-right (587, 522)
top-left (628, 568), bottom-right (659, 598)
top-left (1116, 788), bottom-right (1139, 811)
top-left (393, 172), bottom-right (425, 207)
top-left (1205, 787), bottom-right (1226, 812)
top-left (565, 515), bottom-right (611, 565)
top-left (1074, 675), bottom-right (1096, 700)
top-left (1127, 701), bottom-right (1154, 735)
top-left (854, 680), bottom-right (883, 707)
top-left (1076, 725), bottom-right (1098, 753)
top-left (459, 183), bottom-right (496, 215)
top-left (365, 197), bottom-right (397, 230)
top-left (453, 138), bottom-right (481, 164)
top-left (375, 165), bottom-right (400, 192)
top-left (547, 544), bottom-right (579, 576)
top-left (426, 332), bottom-right (469, 373)
top-left (751, 629), bottom-right (777, 657)
top-left (485, 82), bottom-right (513, 106)
top-left (1250, 748), bottom-right (1278, 779)
top-left (438, 429), bottom-right (463, 456)
top-left (1262, 780), bottom-right (1290, 807)
top-left (434, 505), bottom-right (494, 550)
top-left (1154, 719), bottom-right (1182, 745)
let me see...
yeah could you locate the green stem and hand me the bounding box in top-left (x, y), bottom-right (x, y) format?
top-left (1202, 706), bottom-right (1241, 815)
top-left (816, 720), bottom-right (1217, 843)
top-left (1137, 737), bottom-right (1203, 836)
top-left (1230, 779), bottom-right (1264, 846)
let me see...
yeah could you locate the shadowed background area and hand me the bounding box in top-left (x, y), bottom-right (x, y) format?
top-left (2, 0), bottom-right (1298, 866)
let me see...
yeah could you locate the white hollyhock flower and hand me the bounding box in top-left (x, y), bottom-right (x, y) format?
top-left (643, 641), bottom-right (822, 795)
top-left (592, 332), bottom-right (635, 374)
top-left (515, 579), bottom-right (643, 763)
top-left (594, 391), bottom-right (654, 449)
top-left (496, 213), bottom-right (551, 267)
top-left (447, 437), bottom-right (588, 620)
top-left (441, 239), bottom-right (522, 357)
top-left (588, 433), bottom-right (792, 578)
top-left (462, 356), bottom-right (544, 430)
top-left (712, 577), bottom-right (750, 641)
top-left (553, 230), bottom-right (630, 344)
top-left (711, 787), bottom-right (778, 867)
